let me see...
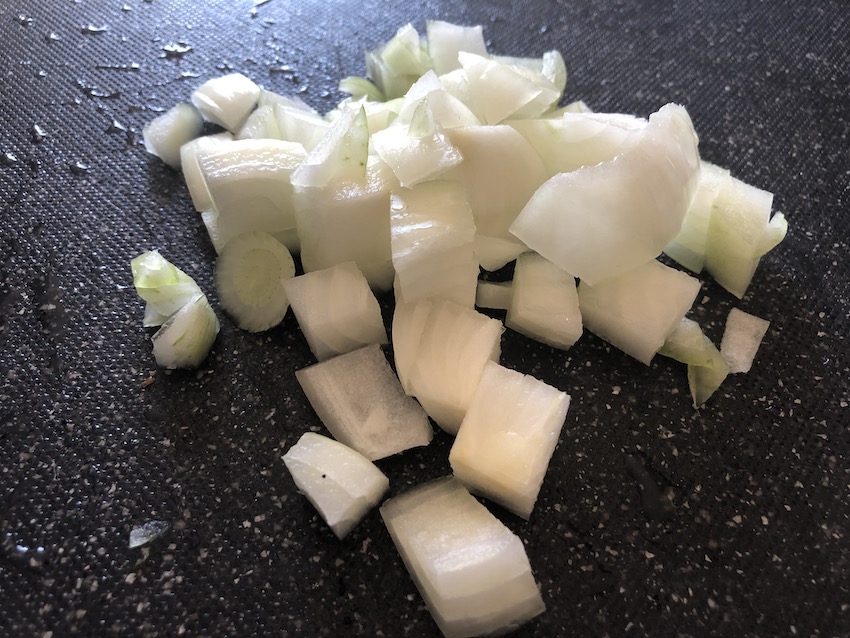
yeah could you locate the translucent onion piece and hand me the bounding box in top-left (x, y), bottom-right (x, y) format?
top-left (294, 157), bottom-right (395, 292)
top-left (200, 138), bottom-right (306, 253)
top-left (295, 344), bottom-right (433, 461)
top-left (290, 105), bottom-right (369, 189)
top-left (190, 72), bottom-right (261, 132)
top-left (214, 231), bottom-right (295, 332)
top-left (510, 103), bottom-right (701, 286)
top-left (179, 132), bottom-right (234, 212)
top-left (687, 343), bottom-right (732, 408)
top-left (131, 249), bottom-right (203, 326)
top-left (577, 259), bottom-right (701, 365)
top-left (142, 102), bottom-right (203, 170)
top-left (395, 71), bottom-right (480, 129)
top-left (151, 293), bottom-right (219, 369)
top-left (658, 317), bottom-right (717, 367)
top-left (380, 476), bottom-right (546, 638)
top-left (394, 298), bottom-right (504, 434)
top-left (703, 174), bottom-right (778, 298)
top-left (720, 308), bottom-right (770, 373)
top-left (506, 252), bottom-right (583, 350)
top-left (475, 280), bottom-right (513, 311)
top-left (282, 432), bottom-right (389, 539)
top-left (450, 362), bottom-right (570, 519)
top-left (425, 21), bottom-right (488, 76)
top-left (390, 181), bottom-right (478, 308)
top-left (663, 161), bottom-right (730, 273)
top-left (275, 103), bottom-right (332, 152)
top-left (235, 104), bottom-right (282, 140)
top-left (509, 111), bottom-right (646, 177)
top-left (445, 124), bottom-right (547, 270)
top-left (283, 261), bottom-right (388, 361)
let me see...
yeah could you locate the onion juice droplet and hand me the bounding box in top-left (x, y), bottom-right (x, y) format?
top-left (2, 152), bottom-right (18, 166)
top-left (69, 161), bottom-right (90, 175)
top-left (163, 43), bottom-right (193, 59)
top-left (30, 124), bottom-right (47, 143)
top-left (81, 24), bottom-right (109, 35)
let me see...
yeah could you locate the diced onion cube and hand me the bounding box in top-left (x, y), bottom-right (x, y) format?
top-left (720, 308), bottom-right (770, 373)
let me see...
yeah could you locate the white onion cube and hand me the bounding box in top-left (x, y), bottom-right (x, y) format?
top-left (191, 72), bottom-right (261, 132)
top-left (720, 308), bottom-right (770, 373)
top-left (295, 344), bottom-right (433, 461)
top-left (283, 261), bottom-right (388, 361)
top-left (450, 362), bottom-right (570, 519)
top-left (578, 259), bottom-right (701, 365)
top-left (283, 432), bottom-right (389, 539)
top-left (380, 477), bottom-right (545, 638)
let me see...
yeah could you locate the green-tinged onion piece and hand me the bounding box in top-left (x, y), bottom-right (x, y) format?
top-left (131, 249), bottom-right (203, 327)
top-left (151, 293), bottom-right (220, 370)
top-left (659, 317), bottom-right (731, 407)
top-left (214, 231), bottom-right (296, 332)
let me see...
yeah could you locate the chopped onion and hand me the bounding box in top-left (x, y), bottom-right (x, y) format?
top-left (506, 251), bottom-right (582, 350)
top-left (179, 131), bottom-right (234, 213)
top-left (720, 308), bottom-right (770, 373)
top-left (131, 249), bottom-right (204, 326)
top-left (510, 103), bottom-right (701, 286)
top-left (659, 317), bottom-right (731, 407)
top-left (450, 361), bottom-right (570, 519)
top-left (425, 20), bottom-right (488, 76)
top-left (282, 261), bottom-right (388, 361)
top-left (151, 293), bottom-right (219, 369)
top-left (283, 432), bottom-right (389, 539)
top-left (577, 259), bottom-right (701, 365)
top-left (380, 476), bottom-right (546, 638)
top-left (190, 72), bottom-right (261, 132)
top-left (214, 231), bottom-right (295, 332)
top-left (142, 102), bottom-right (203, 170)
top-left (295, 344), bottom-right (433, 461)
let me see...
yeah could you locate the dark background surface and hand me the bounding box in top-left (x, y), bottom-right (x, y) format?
top-left (1, 0), bottom-right (848, 636)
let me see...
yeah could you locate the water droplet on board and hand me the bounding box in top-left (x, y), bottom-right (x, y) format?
top-left (163, 43), bottom-right (193, 59)
top-left (1, 152), bottom-right (18, 166)
top-left (69, 161), bottom-right (90, 175)
top-left (46, 32), bottom-right (60, 42)
top-left (95, 62), bottom-right (141, 72)
top-left (17, 14), bottom-right (33, 27)
top-left (30, 124), bottom-right (47, 143)
top-left (81, 24), bottom-right (109, 35)
top-left (129, 520), bottom-right (171, 548)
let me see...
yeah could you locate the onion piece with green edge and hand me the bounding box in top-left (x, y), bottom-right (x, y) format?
top-left (214, 231), bottom-right (295, 332)
top-left (380, 476), bottom-right (546, 638)
top-left (658, 317), bottom-right (731, 407)
top-left (703, 174), bottom-right (787, 299)
top-left (393, 298), bottom-right (504, 434)
top-left (235, 104), bottom-right (282, 141)
top-left (142, 102), bottom-right (203, 170)
top-left (510, 103), bottom-right (701, 286)
top-left (151, 293), bottom-right (220, 369)
top-left (577, 259), bottom-right (701, 365)
top-left (282, 432), bottom-right (390, 539)
top-left (282, 261), bottom-right (388, 362)
top-left (449, 361), bottom-right (570, 519)
top-left (506, 251), bottom-right (583, 350)
top-left (295, 344), bottom-right (433, 461)
top-left (131, 249), bottom-right (204, 327)
top-left (190, 72), bottom-right (261, 133)
top-left (663, 161), bottom-right (730, 273)
top-left (720, 308), bottom-right (770, 373)
top-left (390, 180), bottom-right (478, 308)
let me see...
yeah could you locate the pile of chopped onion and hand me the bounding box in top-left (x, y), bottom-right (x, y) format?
top-left (136, 19), bottom-right (789, 636)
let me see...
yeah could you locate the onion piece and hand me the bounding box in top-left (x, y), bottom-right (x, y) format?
top-left (445, 124), bottom-right (547, 270)
top-left (190, 72), bottom-right (261, 133)
top-left (450, 361), bottom-right (570, 519)
top-left (577, 259), bottom-right (701, 365)
top-left (475, 280), bottom-right (513, 311)
top-left (282, 261), bottom-right (388, 361)
top-left (295, 344), bottom-right (433, 461)
top-left (510, 103), bottom-right (701, 286)
top-left (151, 293), bottom-right (219, 369)
top-left (142, 102), bottom-right (203, 170)
top-left (380, 476), bottom-right (546, 638)
top-left (235, 104), bottom-right (282, 140)
top-left (131, 249), bottom-right (204, 327)
top-left (364, 23), bottom-right (432, 101)
top-left (704, 174), bottom-right (786, 298)
top-left (214, 231), bottom-right (295, 332)
top-left (200, 138), bottom-right (306, 253)
top-left (180, 132), bottom-right (234, 213)
top-left (283, 432), bottom-right (389, 539)
top-left (393, 298), bottom-right (504, 434)
top-left (506, 252), bottom-right (582, 350)
top-left (425, 20), bottom-right (488, 76)
top-left (390, 180), bottom-right (478, 308)
top-left (658, 317), bottom-right (731, 407)
top-left (720, 308), bottom-right (770, 373)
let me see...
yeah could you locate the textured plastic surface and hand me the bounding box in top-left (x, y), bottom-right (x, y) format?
top-left (1, 1), bottom-right (848, 636)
